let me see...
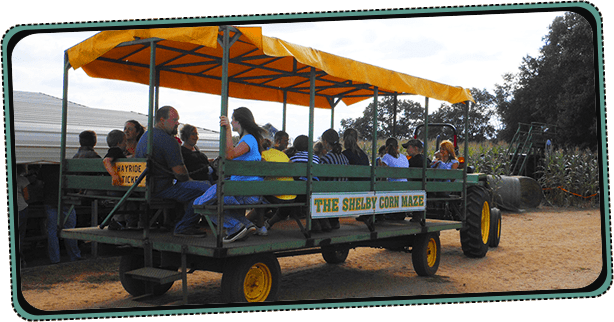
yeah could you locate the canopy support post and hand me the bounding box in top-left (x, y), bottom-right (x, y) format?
top-left (306, 67), bottom-right (316, 233)
top-left (282, 91), bottom-right (288, 131)
top-left (422, 97), bottom-right (429, 190)
top-left (58, 53), bottom-right (71, 227)
top-left (145, 40), bottom-right (158, 206)
top-left (462, 100), bottom-right (470, 222)
top-left (370, 87), bottom-right (379, 191)
top-left (393, 93), bottom-right (398, 137)
top-left (215, 25), bottom-right (233, 248)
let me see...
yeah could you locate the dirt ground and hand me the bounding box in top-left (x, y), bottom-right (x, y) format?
top-left (17, 207), bottom-right (605, 312)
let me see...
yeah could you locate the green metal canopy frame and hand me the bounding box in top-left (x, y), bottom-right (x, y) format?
top-left (60, 25), bottom-right (473, 248)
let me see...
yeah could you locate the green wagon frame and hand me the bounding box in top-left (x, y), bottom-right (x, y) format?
top-left (59, 25), bottom-right (494, 304)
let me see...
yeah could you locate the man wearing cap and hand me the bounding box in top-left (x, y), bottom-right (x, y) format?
top-left (402, 139), bottom-right (430, 168)
top-left (402, 139), bottom-right (430, 223)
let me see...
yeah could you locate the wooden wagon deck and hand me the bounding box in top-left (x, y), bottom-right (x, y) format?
top-left (62, 217), bottom-right (463, 258)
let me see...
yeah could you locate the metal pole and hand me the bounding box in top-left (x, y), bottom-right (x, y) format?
top-left (58, 53), bottom-right (70, 227)
top-left (463, 101), bottom-right (470, 221)
top-left (370, 87), bottom-right (378, 191)
top-left (393, 93), bottom-right (398, 137)
top-left (282, 91), bottom-right (287, 132)
top-left (422, 97), bottom-right (429, 189)
top-left (216, 26), bottom-right (231, 247)
top-left (145, 39), bottom-right (157, 269)
top-left (306, 67), bottom-right (316, 232)
top-left (330, 105), bottom-right (335, 130)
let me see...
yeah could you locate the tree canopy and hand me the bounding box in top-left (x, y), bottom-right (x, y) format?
top-left (339, 88), bottom-right (497, 142)
top-left (495, 12), bottom-right (597, 149)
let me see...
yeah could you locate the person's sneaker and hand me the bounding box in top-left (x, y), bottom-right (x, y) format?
top-left (223, 226), bottom-right (250, 243)
top-left (255, 226), bottom-right (268, 236)
top-left (174, 228), bottom-right (207, 238)
top-left (263, 220), bottom-right (272, 230)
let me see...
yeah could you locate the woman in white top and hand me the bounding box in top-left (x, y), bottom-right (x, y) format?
top-left (381, 137), bottom-right (409, 182)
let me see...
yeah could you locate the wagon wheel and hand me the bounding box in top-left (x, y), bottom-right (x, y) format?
top-left (489, 207), bottom-right (502, 247)
top-left (460, 186), bottom-right (491, 258)
top-left (321, 246), bottom-right (350, 264)
top-left (221, 254), bottom-right (281, 303)
top-left (412, 232), bottom-right (441, 276)
top-left (118, 253), bottom-right (177, 296)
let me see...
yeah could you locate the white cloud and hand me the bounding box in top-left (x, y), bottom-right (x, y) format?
top-left (5, 7), bottom-right (570, 140)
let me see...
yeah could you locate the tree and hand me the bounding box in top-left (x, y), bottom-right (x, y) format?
top-left (340, 96), bottom-right (424, 141)
top-left (340, 87), bottom-right (498, 142)
top-left (496, 12), bottom-right (597, 149)
top-left (429, 88), bottom-right (497, 142)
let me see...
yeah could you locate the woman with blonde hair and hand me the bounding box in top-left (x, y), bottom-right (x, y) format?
top-left (430, 140), bottom-right (459, 170)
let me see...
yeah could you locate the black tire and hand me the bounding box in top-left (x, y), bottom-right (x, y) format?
top-left (221, 254), bottom-right (281, 303)
top-left (412, 232), bottom-right (441, 276)
top-left (118, 254), bottom-right (177, 297)
top-left (489, 208), bottom-right (502, 247)
top-left (460, 186), bottom-right (491, 258)
top-left (322, 247), bottom-right (350, 264)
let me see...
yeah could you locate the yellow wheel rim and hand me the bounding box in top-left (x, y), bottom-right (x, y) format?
top-left (481, 201), bottom-right (491, 244)
top-left (426, 238), bottom-right (438, 267)
top-left (244, 263), bottom-right (272, 302)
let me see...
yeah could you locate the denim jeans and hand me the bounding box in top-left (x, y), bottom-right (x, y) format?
top-left (154, 180), bottom-right (211, 234)
top-left (45, 205), bottom-right (81, 264)
top-left (193, 183), bottom-right (260, 235)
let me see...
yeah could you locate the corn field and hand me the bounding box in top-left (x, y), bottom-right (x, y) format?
top-left (358, 139), bottom-right (600, 208)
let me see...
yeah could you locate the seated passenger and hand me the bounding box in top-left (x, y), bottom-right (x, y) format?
top-left (319, 129), bottom-right (350, 230)
top-left (124, 120), bottom-right (145, 158)
top-left (103, 129), bottom-right (139, 230)
top-left (430, 140), bottom-right (459, 170)
top-left (194, 107), bottom-right (264, 243)
top-left (288, 135), bottom-right (320, 181)
top-left (341, 128), bottom-right (370, 181)
top-left (247, 134), bottom-right (296, 235)
top-left (180, 124), bottom-right (213, 183)
top-left (375, 145), bottom-right (386, 166)
top-left (381, 137), bottom-right (409, 182)
top-left (313, 140), bottom-right (327, 158)
top-left (73, 130), bottom-right (101, 159)
top-left (268, 135), bottom-right (322, 231)
top-left (403, 139), bottom-right (430, 168)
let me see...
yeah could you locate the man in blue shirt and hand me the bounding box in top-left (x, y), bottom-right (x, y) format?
top-left (136, 106), bottom-right (211, 237)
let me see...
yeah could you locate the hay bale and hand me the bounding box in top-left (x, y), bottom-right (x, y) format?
top-left (514, 176), bottom-right (543, 208)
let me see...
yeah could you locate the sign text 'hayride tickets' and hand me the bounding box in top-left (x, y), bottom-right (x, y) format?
top-left (310, 190), bottom-right (426, 218)
top-left (114, 162), bottom-right (147, 187)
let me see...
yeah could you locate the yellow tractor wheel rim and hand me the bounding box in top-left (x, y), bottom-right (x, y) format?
top-left (426, 238), bottom-right (438, 267)
top-left (244, 263), bottom-right (272, 302)
top-left (481, 201), bottom-right (491, 244)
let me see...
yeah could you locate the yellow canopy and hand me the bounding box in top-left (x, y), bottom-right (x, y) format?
top-left (67, 26), bottom-right (474, 108)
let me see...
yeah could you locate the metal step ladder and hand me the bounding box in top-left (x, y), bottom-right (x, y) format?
top-left (506, 122), bottom-right (555, 176)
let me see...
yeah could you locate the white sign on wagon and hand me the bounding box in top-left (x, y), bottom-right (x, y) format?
top-left (310, 190), bottom-right (426, 218)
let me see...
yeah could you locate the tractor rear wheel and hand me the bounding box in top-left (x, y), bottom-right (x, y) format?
top-left (460, 186), bottom-right (491, 258)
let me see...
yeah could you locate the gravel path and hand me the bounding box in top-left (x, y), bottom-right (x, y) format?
top-left (18, 207), bottom-right (604, 311)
